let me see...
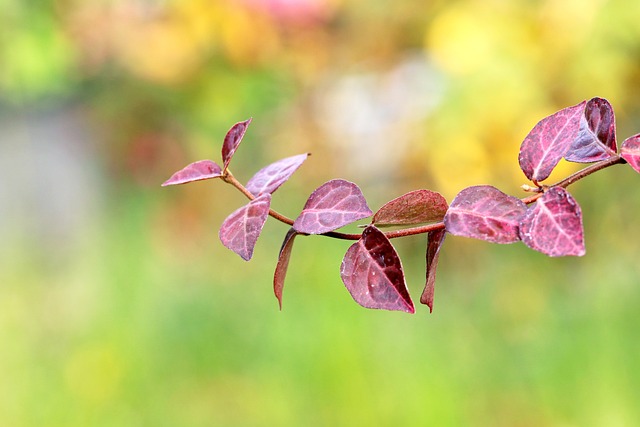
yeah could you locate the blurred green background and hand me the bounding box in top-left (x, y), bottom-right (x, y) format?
top-left (2, 0), bottom-right (640, 425)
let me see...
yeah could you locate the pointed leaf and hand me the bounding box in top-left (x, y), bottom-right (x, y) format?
top-left (519, 187), bottom-right (585, 257)
top-left (518, 101), bottom-right (586, 182)
top-left (620, 134), bottom-right (640, 173)
top-left (444, 185), bottom-right (527, 244)
top-left (218, 194), bottom-right (271, 261)
top-left (340, 225), bottom-right (414, 313)
top-left (565, 97), bottom-right (617, 163)
top-left (273, 228), bottom-right (299, 310)
top-left (293, 179), bottom-right (373, 234)
top-left (372, 189), bottom-right (449, 226)
top-left (161, 160), bottom-right (222, 186)
top-left (246, 153), bottom-right (310, 196)
top-left (420, 229), bottom-right (446, 313)
top-left (222, 118), bottom-right (252, 171)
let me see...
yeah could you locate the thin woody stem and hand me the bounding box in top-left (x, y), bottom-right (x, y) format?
top-left (223, 155), bottom-right (627, 241)
top-left (222, 170), bottom-right (295, 226)
top-left (521, 154), bottom-right (626, 204)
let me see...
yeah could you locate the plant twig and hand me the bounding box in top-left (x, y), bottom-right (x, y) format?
top-left (223, 155), bottom-right (627, 241)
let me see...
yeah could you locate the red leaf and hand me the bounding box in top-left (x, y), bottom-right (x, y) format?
top-left (620, 134), bottom-right (640, 174)
top-left (519, 187), bottom-right (585, 257)
top-left (221, 118), bottom-right (252, 171)
top-left (518, 101), bottom-right (586, 182)
top-left (293, 179), bottom-right (373, 235)
top-left (565, 97), bottom-right (617, 163)
top-left (218, 194), bottom-right (271, 261)
top-left (246, 153), bottom-right (309, 196)
top-left (273, 228), bottom-right (299, 310)
top-left (444, 185), bottom-right (527, 244)
top-left (420, 229), bottom-right (446, 313)
top-left (372, 189), bottom-right (448, 226)
top-left (340, 225), bottom-right (414, 313)
top-left (161, 160), bottom-right (222, 186)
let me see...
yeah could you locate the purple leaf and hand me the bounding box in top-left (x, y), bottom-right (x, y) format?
top-left (161, 160), bottom-right (222, 186)
top-left (372, 189), bottom-right (449, 226)
top-left (273, 228), bottom-right (299, 310)
top-left (246, 153), bottom-right (310, 196)
top-left (221, 118), bottom-right (252, 171)
top-left (444, 185), bottom-right (527, 244)
top-left (565, 97), bottom-right (617, 163)
top-left (519, 101), bottom-right (586, 182)
top-left (218, 194), bottom-right (271, 261)
top-left (620, 134), bottom-right (640, 174)
top-left (340, 225), bottom-right (414, 313)
top-left (293, 179), bottom-right (373, 235)
top-left (420, 229), bottom-right (446, 313)
top-left (519, 187), bottom-right (585, 257)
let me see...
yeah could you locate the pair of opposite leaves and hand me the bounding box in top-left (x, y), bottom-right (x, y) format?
top-left (163, 98), bottom-right (640, 313)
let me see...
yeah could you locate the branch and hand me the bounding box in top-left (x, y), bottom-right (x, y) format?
top-left (223, 155), bottom-right (627, 241)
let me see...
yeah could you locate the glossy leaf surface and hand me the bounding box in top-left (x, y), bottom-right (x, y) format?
top-left (420, 229), bottom-right (446, 313)
top-left (222, 118), bottom-right (252, 171)
top-left (161, 160), bottom-right (222, 186)
top-left (372, 189), bottom-right (448, 226)
top-left (246, 153), bottom-right (309, 196)
top-left (519, 101), bottom-right (586, 182)
top-left (621, 134), bottom-right (640, 174)
top-left (273, 228), bottom-right (299, 310)
top-left (219, 194), bottom-right (271, 261)
top-left (565, 97), bottom-right (617, 163)
top-left (444, 185), bottom-right (527, 244)
top-left (293, 179), bottom-right (373, 235)
top-left (519, 187), bottom-right (585, 257)
top-left (340, 225), bottom-right (414, 313)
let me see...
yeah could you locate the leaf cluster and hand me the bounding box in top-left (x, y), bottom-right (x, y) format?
top-left (163, 98), bottom-right (640, 314)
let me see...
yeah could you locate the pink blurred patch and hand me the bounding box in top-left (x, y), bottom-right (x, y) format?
top-left (240, 0), bottom-right (333, 24)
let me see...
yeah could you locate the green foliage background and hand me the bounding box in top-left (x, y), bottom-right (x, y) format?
top-left (2, 0), bottom-right (640, 425)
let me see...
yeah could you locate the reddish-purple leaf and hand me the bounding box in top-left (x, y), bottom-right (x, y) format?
top-left (519, 101), bottom-right (586, 182)
top-left (444, 185), bottom-right (527, 244)
top-left (246, 153), bottom-right (310, 196)
top-left (372, 189), bottom-right (449, 226)
top-left (161, 160), bottom-right (222, 186)
top-left (221, 118), bottom-right (252, 171)
top-left (565, 97), bottom-right (617, 163)
top-left (293, 179), bottom-right (373, 235)
top-left (519, 187), bottom-right (585, 257)
top-left (420, 229), bottom-right (446, 313)
top-left (273, 228), bottom-right (299, 310)
top-left (620, 134), bottom-right (640, 174)
top-left (340, 225), bottom-right (414, 313)
top-left (218, 194), bottom-right (271, 261)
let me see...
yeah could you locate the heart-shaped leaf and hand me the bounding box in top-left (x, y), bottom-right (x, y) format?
top-left (222, 118), bottom-right (252, 171)
top-left (161, 160), bottom-right (222, 186)
top-left (518, 101), bottom-right (586, 182)
top-left (219, 194), bottom-right (271, 261)
top-left (273, 228), bottom-right (299, 310)
top-left (372, 189), bottom-right (448, 226)
top-left (620, 134), bottom-right (640, 174)
top-left (565, 97), bottom-right (617, 163)
top-left (340, 225), bottom-right (414, 313)
top-left (246, 153), bottom-right (310, 196)
top-left (519, 187), bottom-right (585, 257)
top-left (444, 185), bottom-right (527, 244)
top-left (293, 179), bottom-right (373, 235)
top-left (420, 229), bottom-right (446, 313)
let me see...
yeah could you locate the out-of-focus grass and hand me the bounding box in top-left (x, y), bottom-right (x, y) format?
top-left (1, 166), bottom-right (640, 427)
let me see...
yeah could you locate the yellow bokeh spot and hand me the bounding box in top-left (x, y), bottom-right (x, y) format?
top-left (426, 4), bottom-right (499, 75)
top-left (428, 137), bottom-right (491, 199)
top-left (118, 20), bottom-right (203, 84)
